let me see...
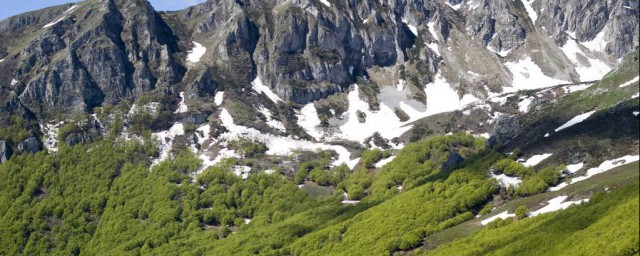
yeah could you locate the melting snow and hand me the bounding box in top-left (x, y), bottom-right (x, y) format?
top-left (187, 41), bottom-right (206, 63)
top-left (562, 83), bottom-right (593, 94)
top-left (619, 76), bottom-right (639, 88)
top-left (10, 79), bottom-right (18, 86)
top-left (251, 76), bottom-right (282, 103)
top-left (581, 29), bottom-right (607, 52)
top-left (504, 57), bottom-right (569, 91)
top-left (518, 97), bottom-right (533, 113)
top-left (319, 0), bottom-right (331, 7)
top-left (296, 103), bottom-right (323, 140)
top-left (218, 108), bottom-right (357, 169)
top-left (425, 73), bottom-right (480, 116)
top-left (445, 2), bottom-right (462, 10)
top-left (0, 59), bottom-right (4, 63)
top-left (426, 42), bottom-right (440, 56)
top-left (43, 5), bottom-right (77, 28)
top-left (152, 123), bottom-right (185, 166)
top-left (491, 173), bottom-right (522, 188)
top-left (175, 92), bottom-right (188, 114)
top-left (374, 156), bottom-right (396, 168)
top-left (523, 153), bottom-right (553, 167)
top-left (521, 0), bottom-right (538, 23)
top-left (244, 218), bottom-right (252, 224)
top-left (259, 106), bottom-right (286, 132)
top-left (550, 155), bottom-right (640, 191)
top-left (529, 196), bottom-right (589, 217)
top-left (481, 211), bottom-right (515, 226)
top-left (633, 111), bottom-right (639, 116)
top-left (341, 192), bottom-right (360, 204)
top-left (214, 91), bottom-right (224, 106)
top-left (232, 165), bottom-right (251, 180)
top-left (402, 19), bottom-right (418, 36)
top-left (427, 21), bottom-right (439, 41)
top-left (565, 162), bottom-right (584, 173)
top-left (554, 111), bottom-right (596, 132)
top-left (41, 121), bottom-right (65, 153)
top-left (632, 93), bottom-right (639, 99)
top-left (561, 39), bottom-right (612, 81)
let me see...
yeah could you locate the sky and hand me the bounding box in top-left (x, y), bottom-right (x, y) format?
top-left (0, 0), bottom-right (207, 21)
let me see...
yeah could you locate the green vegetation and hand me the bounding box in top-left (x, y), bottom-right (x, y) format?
top-left (427, 181), bottom-right (639, 256)
top-left (0, 132), bottom-right (636, 255)
top-left (0, 116), bottom-right (36, 144)
top-left (491, 158), bottom-right (563, 196)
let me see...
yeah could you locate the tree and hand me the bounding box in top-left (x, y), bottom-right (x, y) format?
top-left (515, 205), bottom-right (529, 220)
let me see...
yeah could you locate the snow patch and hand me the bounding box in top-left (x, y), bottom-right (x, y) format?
top-left (218, 108), bottom-right (357, 169)
top-left (174, 92), bottom-right (188, 114)
top-left (425, 73), bottom-right (480, 116)
top-left (554, 111), bottom-right (596, 132)
top-left (565, 163), bottom-right (584, 173)
top-left (427, 21), bottom-right (439, 41)
top-left (259, 106), bottom-right (286, 132)
top-left (402, 19), bottom-right (418, 36)
top-left (523, 153), bottom-right (553, 167)
top-left (481, 211), bottom-right (515, 226)
top-left (319, 0), bottom-right (331, 7)
top-left (521, 0), bottom-right (538, 23)
top-left (529, 196), bottom-right (589, 217)
top-left (504, 57), bottom-right (569, 92)
top-left (43, 5), bottom-right (77, 28)
top-left (214, 91), bottom-right (224, 106)
top-left (445, 1), bottom-right (462, 10)
top-left (550, 155), bottom-right (639, 191)
top-left (187, 41), bottom-right (207, 63)
top-left (491, 173), bottom-right (522, 188)
top-left (561, 39), bottom-right (612, 81)
top-left (518, 97), bottom-right (533, 113)
top-left (619, 76), bottom-right (639, 88)
top-left (232, 165), bottom-right (251, 180)
top-left (41, 121), bottom-right (65, 153)
top-left (374, 156), bottom-right (396, 168)
top-left (10, 79), bottom-right (18, 86)
top-left (341, 192), bottom-right (360, 204)
top-left (251, 76), bottom-right (282, 103)
top-left (152, 123), bottom-right (185, 166)
top-left (582, 29), bottom-right (608, 52)
top-left (296, 103), bottom-right (324, 140)
top-left (426, 42), bottom-right (440, 56)
top-left (0, 59), bottom-right (4, 63)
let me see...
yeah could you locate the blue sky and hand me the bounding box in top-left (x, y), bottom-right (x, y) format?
top-left (0, 0), bottom-right (207, 20)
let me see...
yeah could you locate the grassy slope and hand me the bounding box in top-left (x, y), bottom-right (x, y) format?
top-left (425, 180), bottom-right (639, 256)
top-left (420, 161), bottom-right (639, 252)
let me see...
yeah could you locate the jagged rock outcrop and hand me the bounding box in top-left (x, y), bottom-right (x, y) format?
top-left (16, 137), bottom-right (41, 154)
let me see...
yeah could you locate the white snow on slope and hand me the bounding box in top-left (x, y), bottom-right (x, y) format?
top-left (491, 173), bottom-right (522, 188)
top-left (251, 76), bottom-right (282, 103)
top-left (218, 108), bottom-right (358, 169)
top-left (619, 76), bottom-right (639, 88)
top-left (43, 5), bottom-right (77, 28)
top-left (259, 106), bottom-right (286, 132)
top-left (562, 83), bottom-right (593, 94)
top-left (214, 91), bottom-right (224, 106)
top-left (529, 196), bottom-right (589, 217)
top-left (175, 92), bottom-right (188, 114)
top-left (504, 57), bottom-right (569, 92)
top-left (518, 97), bottom-right (533, 113)
top-left (554, 111), bottom-right (596, 132)
top-left (427, 21), bottom-right (439, 41)
top-left (481, 211), bottom-right (515, 226)
top-left (561, 39), bottom-right (612, 81)
top-left (445, 1), bottom-right (462, 10)
top-left (426, 42), bottom-right (440, 55)
top-left (41, 121), bottom-right (65, 153)
top-left (565, 162), bottom-right (584, 174)
top-left (632, 92), bottom-right (639, 99)
top-left (374, 156), bottom-right (396, 168)
top-left (11, 79), bottom-right (18, 86)
top-left (152, 123), bottom-right (185, 166)
top-left (426, 73), bottom-right (480, 116)
top-left (341, 192), bottom-right (360, 204)
top-left (402, 19), bottom-right (418, 36)
top-left (0, 59), bottom-right (4, 63)
top-left (521, 0), bottom-right (538, 23)
top-left (187, 42), bottom-right (206, 63)
top-left (582, 29), bottom-right (607, 52)
top-left (296, 103), bottom-right (324, 140)
top-left (550, 155), bottom-right (640, 191)
top-left (319, 0), bottom-right (331, 7)
top-left (523, 153), bottom-right (553, 167)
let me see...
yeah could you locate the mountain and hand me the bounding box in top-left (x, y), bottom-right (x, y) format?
top-left (0, 0), bottom-right (638, 255)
